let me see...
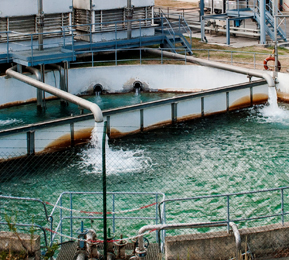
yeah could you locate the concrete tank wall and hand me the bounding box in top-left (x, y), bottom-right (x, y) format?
top-left (0, 65), bottom-right (254, 108)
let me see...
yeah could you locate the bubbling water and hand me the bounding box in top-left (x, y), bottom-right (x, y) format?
top-left (80, 122), bottom-right (152, 175)
top-left (0, 119), bottom-right (23, 126)
top-left (259, 86), bottom-right (289, 125)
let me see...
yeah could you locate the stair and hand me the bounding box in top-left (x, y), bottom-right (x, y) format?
top-left (155, 13), bottom-right (193, 55)
top-left (252, 0), bottom-right (287, 42)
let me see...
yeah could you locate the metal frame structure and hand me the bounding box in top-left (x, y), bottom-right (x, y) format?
top-left (159, 186), bottom-right (289, 232)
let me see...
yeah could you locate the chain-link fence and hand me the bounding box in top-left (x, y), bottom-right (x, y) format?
top-left (1, 104), bottom-right (289, 259)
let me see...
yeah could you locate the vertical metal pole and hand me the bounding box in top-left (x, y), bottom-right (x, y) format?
top-left (260, 0), bottom-right (266, 44)
top-left (200, 0), bottom-right (205, 41)
top-left (113, 194), bottom-right (116, 234)
top-left (37, 0), bottom-right (44, 51)
top-left (31, 35), bottom-right (34, 65)
top-left (226, 19), bottom-right (230, 45)
top-left (254, 53), bottom-right (256, 69)
top-left (281, 189), bottom-right (284, 225)
top-left (127, 0), bottom-right (132, 39)
top-left (273, 0), bottom-right (279, 78)
top-left (6, 31), bottom-right (9, 63)
top-left (155, 194), bottom-right (159, 243)
top-left (227, 196), bottom-right (230, 232)
top-left (201, 16), bottom-right (205, 42)
top-left (60, 196), bottom-right (63, 244)
top-left (102, 121), bottom-right (108, 260)
top-left (70, 193), bottom-right (73, 239)
top-left (50, 219), bottom-right (53, 246)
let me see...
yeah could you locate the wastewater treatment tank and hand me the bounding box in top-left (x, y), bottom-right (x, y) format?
top-left (2, 64), bottom-right (288, 259)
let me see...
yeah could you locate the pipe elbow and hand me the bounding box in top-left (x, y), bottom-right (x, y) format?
top-left (90, 104), bottom-right (104, 122)
top-left (261, 72), bottom-right (275, 88)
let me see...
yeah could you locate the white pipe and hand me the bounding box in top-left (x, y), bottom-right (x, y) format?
top-left (147, 49), bottom-right (275, 88)
top-left (6, 66), bottom-right (103, 122)
top-left (137, 222), bottom-right (241, 259)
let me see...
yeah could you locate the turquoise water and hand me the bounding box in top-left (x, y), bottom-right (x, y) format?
top-left (0, 92), bottom-right (183, 130)
top-left (1, 95), bottom-right (289, 242)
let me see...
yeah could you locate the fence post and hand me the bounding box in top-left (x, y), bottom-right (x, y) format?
top-left (70, 193), bottom-right (73, 239)
top-left (156, 194), bottom-right (159, 243)
top-left (254, 53), bottom-right (256, 69)
top-left (231, 51), bottom-right (233, 65)
top-left (227, 195), bottom-right (230, 232)
top-left (102, 121), bottom-right (108, 260)
top-left (60, 196), bottom-right (63, 244)
top-left (281, 189), bottom-right (284, 225)
top-left (113, 194), bottom-right (116, 234)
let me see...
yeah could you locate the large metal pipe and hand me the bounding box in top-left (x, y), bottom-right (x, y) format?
top-left (47, 64), bottom-right (68, 105)
top-left (137, 222), bottom-right (241, 260)
top-left (26, 66), bottom-right (44, 108)
top-left (6, 66), bottom-right (103, 122)
top-left (259, 0), bottom-right (266, 45)
top-left (147, 49), bottom-right (275, 88)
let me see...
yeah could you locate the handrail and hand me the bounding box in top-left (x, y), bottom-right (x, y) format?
top-left (158, 186), bottom-right (289, 230)
top-left (137, 221), bottom-right (241, 260)
top-left (5, 66), bottom-right (103, 122)
top-left (147, 49), bottom-right (275, 87)
top-left (49, 191), bottom-right (166, 246)
top-left (0, 195), bottom-right (50, 221)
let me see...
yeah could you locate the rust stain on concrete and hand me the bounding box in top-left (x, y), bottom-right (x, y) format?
top-left (109, 119), bottom-right (173, 138)
top-left (204, 110), bottom-right (227, 117)
top-left (43, 127), bottom-right (93, 152)
top-left (229, 96), bottom-right (251, 111)
top-left (177, 114), bottom-right (202, 122)
top-left (109, 128), bottom-right (141, 139)
top-left (0, 96), bottom-right (58, 109)
top-left (252, 93), bottom-right (268, 104)
top-left (277, 91), bottom-right (289, 103)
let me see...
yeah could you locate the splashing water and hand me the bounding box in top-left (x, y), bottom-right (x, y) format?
top-left (80, 122), bottom-right (152, 175)
top-left (259, 86), bottom-right (289, 124)
top-left (0, 119), bottom-right (23, 126)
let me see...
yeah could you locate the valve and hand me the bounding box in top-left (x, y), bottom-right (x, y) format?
top-left (114, 234), bottom-right (127, 259)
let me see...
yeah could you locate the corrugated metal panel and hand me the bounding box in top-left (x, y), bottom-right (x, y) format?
top-left (0, 13), bottom-right (70, 42)
top-left (74, 7), bottom-right (152, 33)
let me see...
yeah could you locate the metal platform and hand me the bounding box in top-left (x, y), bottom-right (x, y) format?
top-left (11, 47), bottom-right (75, 67)
top-left (0, 15), bottom-right (193, 66)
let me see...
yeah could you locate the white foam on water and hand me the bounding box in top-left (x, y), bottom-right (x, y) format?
top-left (0, 119), bottom-right (23, 126)
top-left (258, 87), bottom-right (289, 125)
top-left (79, 122), bottom-right (152, 175)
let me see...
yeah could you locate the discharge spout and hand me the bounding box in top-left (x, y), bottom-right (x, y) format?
top-left (6, 66), bottom-right (103, 122)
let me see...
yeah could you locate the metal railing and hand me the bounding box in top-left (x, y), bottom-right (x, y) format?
top-left (159, 186), bottom-right (289, 231)
top-left (49, 192), bottom-right (166, 246)
top-left (66, 47), bottom-right (289, 72)
top-left (0, 195), bottom-right (51, 247)
top-left (0, 15), bottom-right (193, 65)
